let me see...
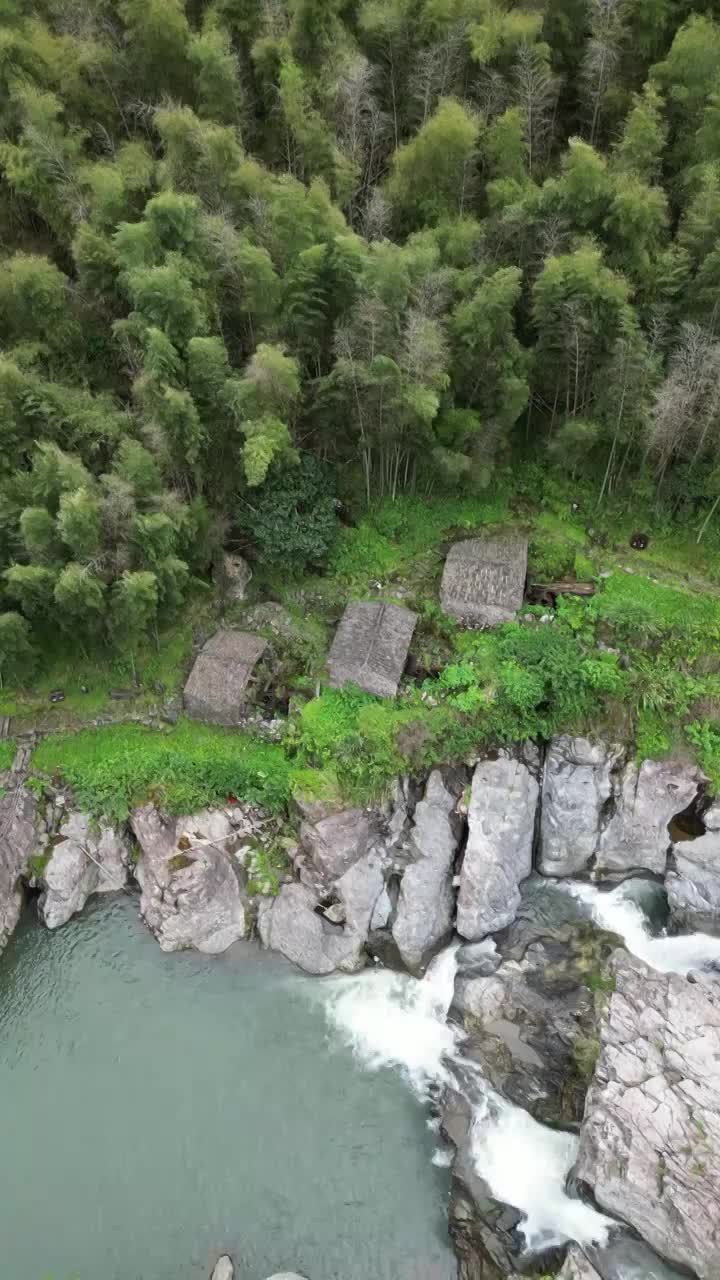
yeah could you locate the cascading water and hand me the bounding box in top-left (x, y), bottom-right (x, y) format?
top-left (319, 948), bottom-right (613, 1254)
top-left (562, 880), bottom-right (720, 973)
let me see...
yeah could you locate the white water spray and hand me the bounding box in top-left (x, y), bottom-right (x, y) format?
top-left (562, 880), bottom-right (720, 974)
top-left (321, 946), bottom-right (462, 1094)
top-left (469, 1098), bottom-right (613, 1250)
top-left (319, 946), bottom-right (612, 1252)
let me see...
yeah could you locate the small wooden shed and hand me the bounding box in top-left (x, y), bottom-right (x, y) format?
top-left (440, 534), bottom-right (528, 626)
top-left (327, 601), bottom-right (417, 699)
top-left (184, 630), bottom-right (267, 726)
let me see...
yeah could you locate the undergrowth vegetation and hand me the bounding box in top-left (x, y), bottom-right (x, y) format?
top-left (24, 476), bottom-right (720, 816)
top-left (31, 722), bottom-right (292, 822)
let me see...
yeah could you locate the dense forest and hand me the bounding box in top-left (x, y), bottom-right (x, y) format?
top-left (2, 0), bottom-right (720, 675)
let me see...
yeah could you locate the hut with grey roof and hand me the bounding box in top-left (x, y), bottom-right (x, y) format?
top-left (327, 601), bottom-right (417, 699)
top-left (184, 630), bottom-right (267, 726)
top-left (440, 534), bottom-right (528, 626)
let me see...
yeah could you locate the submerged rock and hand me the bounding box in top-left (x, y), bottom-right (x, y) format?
top-left (538, 736), bottom-right (620, 877)
top-left (588, 1236), bottom-right (692, 1279)
top-left (39, 811), bottom-right (129, 929)
top-left (0, 776), bottom-right (39, 953)
top-left (392, 770), bottom-right (462, 971)
top-left (597, 757), bottom-right (702, 876)
top-left (131, 806), bottom-right (250, 953)
top-left (666, 800), bottom-right (720, 932)
top-left (456, 749), bottom-right (539, 941)
top-left (210, 1257), bottom-right (234, 1280)
top-left (576, 950), bottom-right (720, 1278)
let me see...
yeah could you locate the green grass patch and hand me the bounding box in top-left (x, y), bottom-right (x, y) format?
top-left (31, 720), bottom-right (293, 822)
top-left (0, 740), bottom-right (15, 771)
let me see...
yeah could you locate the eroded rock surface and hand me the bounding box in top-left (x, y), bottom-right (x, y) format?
top-left (392, 770), bottom-right (461, 971)
top-left (597, 758), bottom-right (702, 876)
top-left (538, 736), bottom-right (620, 877)
top-left (666, 801), bottom-right (720, 932)
top-left (453, 879), bottom-right (616, 1126)
top-left (39, 811), bottom-right (129, 929)
top-left (0, 775), bottom-right (39, 952)
top-left (131, 806), bottom-right (250, 953)
top-left (457, 750), bottom-right (539, 940)
top-left (300, 808), bottom-right (369, 881)
top-left (577, 950), bottom-right (720, 1278)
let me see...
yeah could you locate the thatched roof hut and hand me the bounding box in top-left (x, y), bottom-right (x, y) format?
top-left (184, 630), bottom-right (267, 726)
top-left (327, 601), bottom-right (417, 699)
top-left (440, 534), bottom-right (528, 626)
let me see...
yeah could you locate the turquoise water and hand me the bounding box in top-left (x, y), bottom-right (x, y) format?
top-left (0, 895), bottom-right (456, 1280)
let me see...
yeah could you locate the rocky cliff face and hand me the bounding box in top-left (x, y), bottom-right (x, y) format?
top-left (131, 805), bottom-right (253, 953)
top-left (0, 774), bottom-right (40, 951)
top-left (576, 951), bottom-right (720, 1279)
top-left (39, 811), bottom-right (130, 929)
top-left (456, 748), bottom-right (540, 940)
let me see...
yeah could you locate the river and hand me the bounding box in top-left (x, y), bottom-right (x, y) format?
top-left (0, 895), bottom-right (456, 1280)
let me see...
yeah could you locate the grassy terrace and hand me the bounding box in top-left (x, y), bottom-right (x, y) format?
top-left (11, 477), bottom-right (720, 820)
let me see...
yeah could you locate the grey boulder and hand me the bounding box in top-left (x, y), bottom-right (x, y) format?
top-left (557, 1250), bottom-right (601, 1280)
top-left (260, 851), bottom-right (384, 975)
top-left (131, 806), bottom-right (249, 953)
top-left (39, 811), bottom-right (129, 929)
top-left (597, 757), bottom-right (702, 875)
top-left (392, 770), bottom-right (461, 971)
top-left (666, 801), bottom-right (720, 931)
top-left (210, 1258), bottom-right (234, 1280)
top-left (456, 750), bottom-right (539, 940)
top-left (538, 736), bottom-right (621, 877)
top-left (299, 808), bottom-right (369, 881)
top-left (576, 950), bottom-right (720, 1278)
top-left (0, 776), bottom-right (39, 953)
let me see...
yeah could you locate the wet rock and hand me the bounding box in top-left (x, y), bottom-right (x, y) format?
top-left (392, 770), bottom-right (462, 971)
top-left (666, 801), bottom-right (720, 932)
top-left (39, 811), bottom-right (129, 929)
top-left (588, 1235), bottom-right (692, 1280)
top-left (210, 1257), bottom-right (234, 1280)
top-left (443, 1088), bottom-right (524, 1280)
top-left (131, 806), bottom-right (249, 953)
top-left (597, 758), bottom-right (702, 876)
top-left (300, 809), bottom-right (370, 881)
top-left (558, 1249), bottom-right (601, 1280)
top-left (538, 737), bottom-right (621, 877)
top-left (576, 951), bottom-right (720, 1278)
top-left (457, 750), bottom-right (539, 940)
top-left (0, 777), bottom-right (40, 953)
top-left (454, 944), bottom-right (595, 1126)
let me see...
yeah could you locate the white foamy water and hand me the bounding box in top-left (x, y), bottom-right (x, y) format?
top-left (321, 946), bottom-right (462, 1093)
top-left (563, 881), bottom-right (720, 974)
top-left (319, 945), bottom-right (613, 1252)
top-left (470, 1097), bottom-right (613, 1250)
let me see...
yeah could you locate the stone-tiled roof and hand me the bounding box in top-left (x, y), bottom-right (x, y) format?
top-left (440, 534), bottom-right (528, 626)
top-left (327, 601), bottom-right (417, 698)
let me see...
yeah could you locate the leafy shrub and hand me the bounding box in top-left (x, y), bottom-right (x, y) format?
top-left (0, 740), bottom-right (15, 771)
top-left (686, 721), bottom-right (720, 794)
top-left (239, 453), bottom-right (338, 571)
top-left (528, 533), bottom-right (577, 580)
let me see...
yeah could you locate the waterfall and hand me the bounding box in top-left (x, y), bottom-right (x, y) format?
top-left (319, 948), bottom-right (612, 1252)
top-left (562, 880), bottom-right (720, 974)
